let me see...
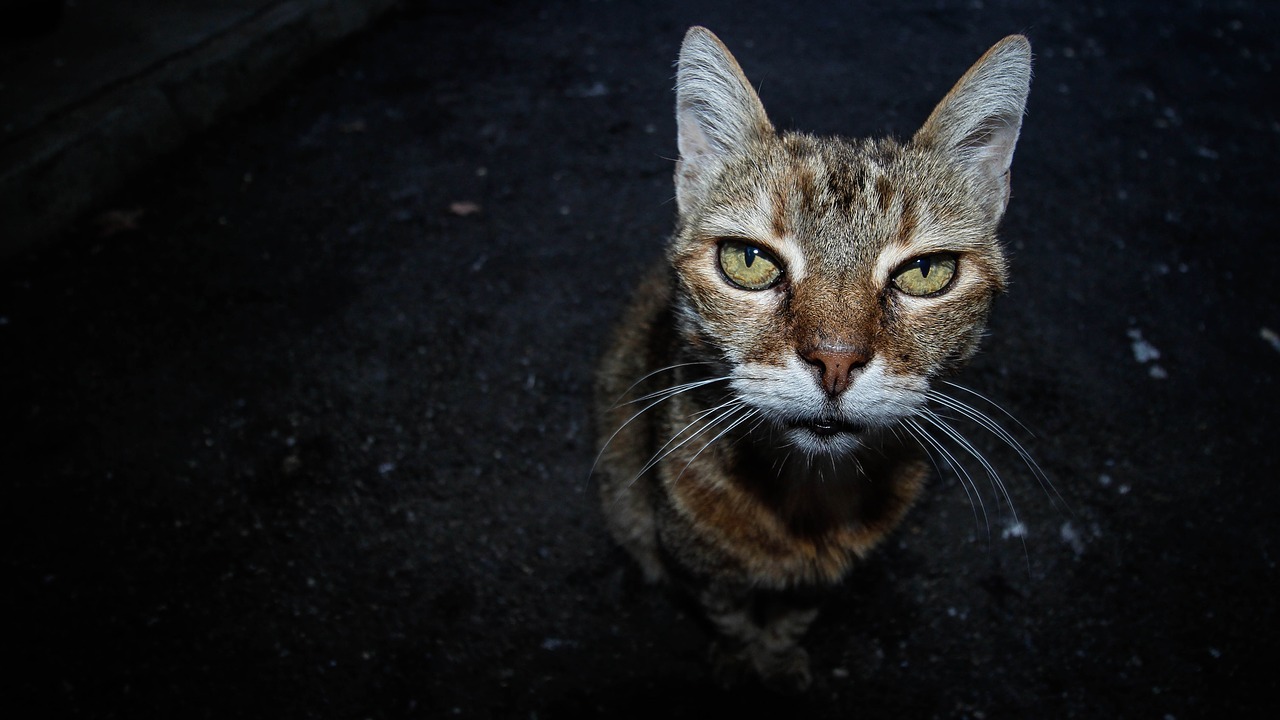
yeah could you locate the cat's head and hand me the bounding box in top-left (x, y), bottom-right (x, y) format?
top-left (668, 27), bottom-right (1031, 456)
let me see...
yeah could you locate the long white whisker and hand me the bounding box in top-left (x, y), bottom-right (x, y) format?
top-left (929, 392), bottom-right (1035, 463)
top-left (728, 413), bottom-right (769, 452)
top-left (921, 411), bottom-right (1017, 519)
top-left (689, 394), bottom-right (745, 422)
top-left (624, 375), bottom-right (727, 407)
top-left (940, 380), bottom-right (1035, 436)
top-left (632, 399), bottom-right (745, 484)
top-left (920, 411), bottom-right (1031, 573)
top-left (591, 373), bottom-right (733, 478)
top-left (904, 418), bottom-right (989, 539)
top-left (610, 361), bottom-right (714, 405)
top-left (928, 390), bottom-right (1067, 513)
top-left (673, 408), bottom-right (759, 484)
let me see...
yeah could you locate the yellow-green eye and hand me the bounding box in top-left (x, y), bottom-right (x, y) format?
top-left (891, 254), bottom-right (958, 296)
top-left (718, 240), bottom-right (783, 290)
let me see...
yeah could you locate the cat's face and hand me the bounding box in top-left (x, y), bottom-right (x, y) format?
top-left (671, 133), bottom-right (1007, 456)
top-left (668, 29), bottom-right (1029, 457)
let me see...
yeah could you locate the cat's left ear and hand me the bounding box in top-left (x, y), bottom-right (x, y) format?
top-left (913, 35), bottom-right (1032, 222)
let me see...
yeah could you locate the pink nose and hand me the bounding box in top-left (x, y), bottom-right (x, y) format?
top-left (800, 344), bottom-right (871, 397)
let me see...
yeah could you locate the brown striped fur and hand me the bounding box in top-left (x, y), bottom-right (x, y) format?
top-left (595, 27), bottom-right (1032, 690)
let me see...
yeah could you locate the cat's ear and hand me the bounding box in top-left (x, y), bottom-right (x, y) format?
top-left (913, 35), bottom-right (1032, 221)
top-left (675, 27), bottom-right (774, 213)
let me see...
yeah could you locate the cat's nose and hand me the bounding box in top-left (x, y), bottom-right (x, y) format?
top-left (800, 344), bottom-right (871, 397)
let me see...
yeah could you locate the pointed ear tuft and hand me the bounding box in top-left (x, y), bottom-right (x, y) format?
top-left (675, 27), bottom-right (774, 212)
top-left (913, 35), bottom-right (1032, 221)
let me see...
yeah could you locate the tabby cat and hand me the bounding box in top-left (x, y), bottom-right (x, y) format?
top-left (594, 27), bottom-right (1033, 690)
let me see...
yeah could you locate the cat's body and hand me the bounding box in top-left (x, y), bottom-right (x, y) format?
top-left (595, 28), bottom-right (1032, 690)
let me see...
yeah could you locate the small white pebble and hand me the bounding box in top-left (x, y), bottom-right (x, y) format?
top-left (1128, 328), bottom-right (1162, 363)
top-left (541, 638), bottom-right (568, 651)
top-left (1060, 521), bottom-right (1086, 555)
top-left (1261, 327), bottom-right (1280, 353)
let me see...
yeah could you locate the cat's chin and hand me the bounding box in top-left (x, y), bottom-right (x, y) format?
top-left (782, 419), bottom-right (867, 457)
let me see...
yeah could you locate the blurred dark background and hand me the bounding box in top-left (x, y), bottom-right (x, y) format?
top-left (3, 1), bottom-right (1277, 717)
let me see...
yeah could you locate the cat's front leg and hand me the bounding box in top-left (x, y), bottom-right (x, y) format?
top-left (699, 585), bottom-right (818, 692)
top-left (751, 601), bottom-right (819, 691)
top-left (699, 584), bottom-right (762, 688)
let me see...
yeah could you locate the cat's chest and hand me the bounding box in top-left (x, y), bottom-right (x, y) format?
top-left (655, 397), bottom-right (928, 586)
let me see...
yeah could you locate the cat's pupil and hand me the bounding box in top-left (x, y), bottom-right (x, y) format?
top-left (744, 246), bottom-right (757, 267)
top-left (918, 257), bottom-right (932, 278)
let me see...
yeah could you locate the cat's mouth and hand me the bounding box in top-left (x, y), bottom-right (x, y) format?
top-left (796, 418), bottom-right (866, 437)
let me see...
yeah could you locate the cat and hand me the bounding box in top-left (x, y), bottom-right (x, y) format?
top-left (594, 27), bottom-right (1033, 691)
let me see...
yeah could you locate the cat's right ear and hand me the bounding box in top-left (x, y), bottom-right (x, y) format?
top-left (675, 27), bottom-right (774, 213)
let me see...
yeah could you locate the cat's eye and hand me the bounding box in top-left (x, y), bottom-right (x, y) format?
top-left (718, 240), bottom-right (783, 290)
top-left (891, 254), bottom-right (958, 296)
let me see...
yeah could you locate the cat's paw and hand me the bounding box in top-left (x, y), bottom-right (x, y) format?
top-left (708, 640), bottom-right (754, 689)
top-left (753, 645), bottom-right (813, 693)
top-left (709, 641), bottom-right (813, 693)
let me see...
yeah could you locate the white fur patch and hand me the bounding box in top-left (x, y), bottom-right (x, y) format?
top-left (731, 355), bottom-right (928, 455)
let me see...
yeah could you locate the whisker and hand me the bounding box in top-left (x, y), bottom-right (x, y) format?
top-left (623, 375), bottom-right (727, 407)
top-left (689, 393), bottom-right (746, 422)
top-left (610, 361), bottom-right (715, 406)
top-left (920, 410), bottom-right (1017, 519)
top-left (903, 418), bottom-right (989, 539)
top-left (591, 373), bottom-right (733, 478)
top-left (673, 407), bottom-right (760, 484)
top-left (927, 389), bottom-right (1067, 514)
top-left (631, 399), bottom-right (746, 485)
top-left (920, 410), bottom-right (1031, 573)
top-left (729, 413), bottom-right (769, 452)
top-left (940, 380), bottom-right (1035, 436)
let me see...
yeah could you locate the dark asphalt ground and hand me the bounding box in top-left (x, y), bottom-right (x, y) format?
top-left (4, 1), bottom-right (1278, 717)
